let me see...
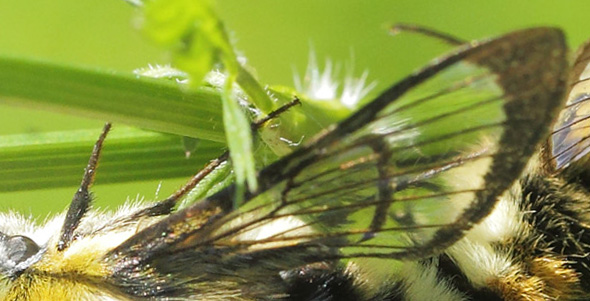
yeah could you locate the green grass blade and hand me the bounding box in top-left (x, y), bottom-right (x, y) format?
top-left (237, 65), bottom-right (274, 114)
top-left (0, 126), bottom-right (225, 192)
top-left (0, 56), bottom-right (225, 142)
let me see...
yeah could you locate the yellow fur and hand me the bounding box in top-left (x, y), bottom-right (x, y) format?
top-left (0, 229), bottom-right (139, 300)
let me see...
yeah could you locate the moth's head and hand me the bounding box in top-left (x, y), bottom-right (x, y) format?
top-left (0, 207), bottom-right (148, 300)
top-left (0, 214), bottom-right (54, 281)
top-left (0, 232), bottom-right (42, 278)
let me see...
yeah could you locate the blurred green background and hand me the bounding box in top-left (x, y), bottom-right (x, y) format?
top-left (1, 0), bottom-right (590, 218)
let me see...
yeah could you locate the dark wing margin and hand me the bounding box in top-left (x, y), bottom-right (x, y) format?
top-left (551, 40), bottom-right (590, 169)
top-left (104, 28), bottom-right (567, 297)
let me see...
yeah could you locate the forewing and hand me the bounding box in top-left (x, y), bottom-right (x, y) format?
top-left (105, 28), bottom-right (567, 297)
top-left (552, 40), bottom-right (590, 169)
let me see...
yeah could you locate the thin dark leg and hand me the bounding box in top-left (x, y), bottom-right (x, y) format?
top-left (123, 97), bottom-right (303, 220)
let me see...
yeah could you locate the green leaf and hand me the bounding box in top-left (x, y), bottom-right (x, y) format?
top-left (142, 0), bottom-right (200, 46)
top-left (142, 0), bottom-right (238, 85)
top-left (258, 86), bottom-right (352, 156)
top-left (175, 29), bottom-right (217, 86)
top-left (140, 0), bottom-right (258, 194)
top-left (236, 65), bottom-right (274, 114)
top-left (0, 56), bottom-right (225, 142)
top-left (0, 127), bottom-right (225, 192)
top-left (222, 78), bottom-right (257, 199)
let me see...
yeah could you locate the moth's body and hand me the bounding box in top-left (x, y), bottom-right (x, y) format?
top-left (4, 170), bottom-right (590, 301)
top-left (4, 171), bottom-right (589, 301)
top-left (0, 28), bottom-right (569, 300)
top-left (0, 207), bottom-right (318, 300)
top-left (285, 153), bottom-right (590, 301)
top-left (0, 205), bottom-right (161, 300)
top-left (364, 35), bottom-right (590, 301)
top-left (362, 154), bottom-right (589, 300)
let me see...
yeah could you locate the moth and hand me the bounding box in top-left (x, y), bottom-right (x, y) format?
top-left (0, 27), bottom-right (567, 300)
top-left (365, 29), bottom-right (590, 301)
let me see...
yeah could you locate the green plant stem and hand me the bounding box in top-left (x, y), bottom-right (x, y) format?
top-left (0, 56), bottom-right (225, 142)
top-left (0, 127), bottom-right (225, 192)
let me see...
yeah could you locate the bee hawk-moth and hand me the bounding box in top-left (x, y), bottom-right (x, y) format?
top-left (0, 27), bottom-right (567, 300)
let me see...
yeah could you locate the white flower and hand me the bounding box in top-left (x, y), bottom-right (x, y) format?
top-left (294, 52), bottom-right (376, 108)
top-left (341, 70), bottom-right (376, 108)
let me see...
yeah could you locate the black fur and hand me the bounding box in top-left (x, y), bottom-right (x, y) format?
top-left (519, 172), bottom-right (590, 291)
top-left (283, 267), bottom-right (362, 301)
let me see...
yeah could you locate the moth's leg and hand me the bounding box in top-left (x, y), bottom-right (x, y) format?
top-left (251, 96), bottom-right (301, 129)
top-left (126, 97), bottom-right (302, 219)
top-left (390, 23), bottom-right (466, 45)
top-left (58, 123), bottom-right (112, 251)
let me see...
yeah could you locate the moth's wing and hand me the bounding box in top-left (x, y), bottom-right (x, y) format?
top-left (105, 28), bottom-right (567, 298)
top-left (552, 40), bottom-right (590, 169)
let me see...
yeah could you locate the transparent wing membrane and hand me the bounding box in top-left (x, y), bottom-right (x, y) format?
top-left (552, 41), bottom-right (590, 169)
top-left (201, 62), bottom-right (523, 259)
top-left (106, 28), bottom-right (567, 292)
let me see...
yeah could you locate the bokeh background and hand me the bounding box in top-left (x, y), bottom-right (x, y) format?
top-left (1, 0), bottom-right (590, 218)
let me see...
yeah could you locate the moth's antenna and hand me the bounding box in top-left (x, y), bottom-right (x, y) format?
top-left (57, 123), bottom-right (112, 251)
top-left (122, 97), bottom-right (302, 220)
top-left (251, 96), bottom-right (301, 129)
top-left (390, 23), bottom-right (466, 46)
